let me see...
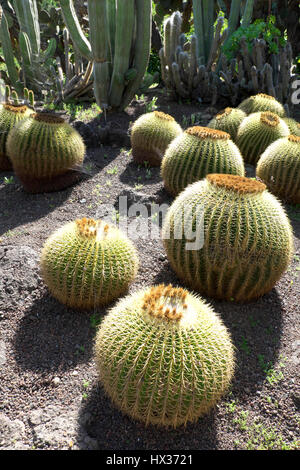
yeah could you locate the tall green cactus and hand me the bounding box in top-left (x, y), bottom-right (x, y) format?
top-left (60, 0), bottom-right (152, 111)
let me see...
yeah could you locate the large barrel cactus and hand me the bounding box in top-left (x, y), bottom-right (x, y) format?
top-left (236, 111), bottom-right (289, 165)
top-left (6, 112), bottom-right (85, 193)
top-left (237, 93), bottom-right (286, 117)
top-left (41, 218), bottom-right (139, 310)
top-left (94, 284), bottom-right (235, 428)
top-left (161, 126), bottom-right (245, 196)
top-left (0, 103), bottom-right (34, 170)
top-left (283, 117), bottom-right (300, 137)
top-left (162, 174), bottom-right (294, 302)
top-left (131, 111), bottom-right (182, 166)
top-left (256, 135), bottom-right (300, 204)
top-left (207, 107), bottom-right (246, 142)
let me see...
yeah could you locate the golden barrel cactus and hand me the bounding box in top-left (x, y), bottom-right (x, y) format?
top-left (207, 107), bottom-right (246, 141)
top-left (237, 93), bottom-right (286, 117)
top-left (283, 118), bottom-right (300, 137)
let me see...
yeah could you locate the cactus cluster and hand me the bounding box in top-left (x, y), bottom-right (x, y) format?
top-left (130, 111), bottom-right (182, 166)
top-left (207, 107), bottom-right (246, 141)
top-left (256, 135), bottom-right (300, 204)
top-left (161, 126), bottom-right (245, 196)
top-left (162, 174), bottom-right (293, 302)
top-left (41, 218), bottom-right (139, 310)
top-left (94, 284), bottom-right (235, 428)
top-left (6, 112), bottom-right (85, 193)
top-left (237, 93), bottom-right (286, 117)
top-left (236, 111), bottom-right (290, 165)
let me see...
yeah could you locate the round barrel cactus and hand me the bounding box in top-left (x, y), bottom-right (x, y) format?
top-left (161, 126), bottom-right (245, 196)
top-left (236, 111), bottom-right (289, 165)
top-left (94, 284), bottom-right (235, 428)
top-left (6, 112), bottom-right (85, 193)
top-left (256, 135), bottom-right (300, 204)
top-left (41, 218), bottom-right (139, 310)
top-left (162, 174), bottom-right (294, 302)
top-left (207, 107), bottom-right (246, 141)
top-left (237, 93), bottom-right (286, 117)
top-left (130, 111), bottom-right (182, 166)
top-left (0, 103), bottom-right (34, 171)
top-left (283, 117), bottom-right (300, 137)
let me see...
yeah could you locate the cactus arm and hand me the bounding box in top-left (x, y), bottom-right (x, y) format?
top-left (109, 0), bottom-right (135, 109)
top-left (202, 0), bottom-right (215, 64)
top-left (0, 8), bottom-right (20, 91)
top-left (107, 0), bottom-right (116, 63)
top-left (19, 31), bottom-right (33, 86)
top-left (13, 0), bottom-right (40, 56)
top-left (120, 0), bottom-right (152, 110)
top-left (192, 0), bottom-right (205, 64)
top-left (60, 0), bottom-right (93, 61)
top-left (226, 0), bottom-right (241, 39)
top-left (240, 0), bottom-right (254, 28)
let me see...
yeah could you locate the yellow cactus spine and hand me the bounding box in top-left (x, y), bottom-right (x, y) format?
top-left (237, 93), bottom-right (286, 117)
top-left (207, 107), bottom-right (247, 141)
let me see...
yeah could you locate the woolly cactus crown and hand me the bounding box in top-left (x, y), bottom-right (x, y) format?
top-left (236, 111), bottom-right (289, 165)
top-left (41, 217), bottom-right (139, 310)
top-left (256, 134), bottom-right (300, 204)
top-left (237, 93), bottom-right (286, 117)
top-left (161, 125), bottom-right (245, 196)
top-left (207, 107), bottom-right (246, 141)
top-left (130, 110), bottom-right (182, 166)
top-left (95, 284), bottom-right (235, 428)
top-left (162, 174), bottom-right (293, 302)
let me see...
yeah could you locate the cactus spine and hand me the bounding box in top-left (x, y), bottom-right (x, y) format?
top-left (237, 93), bottom-right (286, 117)
top-left (161, 126), bottom-right (245, 196)
top-left (236, 111), bottom-right (289, 165)
top-left (94, 284), bottom-right (235, 428)
top-left (6, 112), bottom-right (85, 192)
top-left (162, 174), bottom-right (294, 302)
top-left (283, 118), bottom-right (300, 137)
top-left (207, 107), bottom-right (247, 142)
top-left (256, 135), bottom-right (300, 204)
top-left (41, 218), bottom-right (139, 310)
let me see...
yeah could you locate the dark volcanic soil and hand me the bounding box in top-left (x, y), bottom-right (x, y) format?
top-left (0, 91), bottom-right (299, 450)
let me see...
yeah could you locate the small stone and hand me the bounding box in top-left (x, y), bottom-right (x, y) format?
top-left (80, 199), bottom-right (86, 204)
top-left (52, 377), bottom-right (61, 386)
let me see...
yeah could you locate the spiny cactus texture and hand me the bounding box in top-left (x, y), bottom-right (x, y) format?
top-left (283, 118), bottom-right (300, 137)
top-left (41, 218), bottom-right (139, 310)
top-left (6, 112), bottom-right (85, 193)
top-left (256, 135), bottom-right (300, 205)
top-left (237, 93), bottom-right (286, 117)
top-left (0, 103), bottom-right (34, 171)
top-left (207, 107), bottom-right (247, 142)
top-left (162, 174), bottom-right (294, 302)
top-left (161, 126), bottom-right (245, 196)
top-left (131, 111), bottom-right (182, 166)
top-left (236, 111), bottom-right (289, 165)
top-left (94, 283), bottom-right (235, 428)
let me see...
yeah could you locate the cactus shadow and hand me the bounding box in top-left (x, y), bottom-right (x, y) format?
top-left (119, 160), bottom-right (162, 187)
top-left (76, 382), bottom-right (219, 450)
top-left (12, 292), bottom-right (102, 373)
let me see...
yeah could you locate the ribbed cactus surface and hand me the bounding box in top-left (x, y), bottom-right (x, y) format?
top-left (283, 118), bottom-right (300, 137)
top-left (6, 112), bottom-right (85, 192)
top-left (256, 135), bottom-right (300, 204)
top-left (0, 103), bottom-right (34, 170)
top-left (95, 284), bottom-right (235, 427)
top-left (41, 218), bottom-right (139, 310)
top-left (236, 111), bottom-right (289, 165)
top-left (237, 93), bottom-right (286, 117)
top-left (161, 126), bottom-right (245, 196)
top-left (162, 174), bottom-right (293, 302)
top-left (131, 111), bottom-right (182, 166)
top-left (207, 107), bottom-right (246, 142)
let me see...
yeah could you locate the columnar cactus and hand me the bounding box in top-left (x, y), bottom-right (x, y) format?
top-left (162, 174), bottom-right (294, 302)
top-left (6, 112), bottom-right (85, 192)
top-left (236, 111), bottom-right (289, 165)
top-left (283, 118), bottom-right (300, 137)
top-left (161, 126), bottom-right (245, 196)
top-left (41, 218), bottom-right (139, 310)
top-left (256, 135), bottom-right (300, 204)
top-left (94, 284), bottom-right (235, 428)
top-left (130, 111), bottom-right (182, 166)
top-left (207, 107), bottom-right (247, 142)
top-left (0, 103), bottom-right (34, 171)
top-left (237, 93), bottom-right (286, 117)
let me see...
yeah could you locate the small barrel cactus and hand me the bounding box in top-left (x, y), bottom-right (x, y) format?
top-left (6, 112), bottom-right (85, 193)
top-left (94, 284), bottom-right (235, 428)
top-left (256, 135), bottom-right (300, 204)
top-left (283, 117), bottom-right (300, 137)
top-left (162, 174), bottom-right (294, 302)
top-left (236, 111), bottom-right (289, 165)
top-left (207, 107), bottom-right (246, 142)
top-left (41, 218), bottom-right (139, 310)
top-left (161, 126), bottom-right (245, 196)
top-left (130, 111), bottom-right (182, 166)
top-left (237, 93), bottom-right (286, 117)
top-left (0, 103), bottom-right (34, 171)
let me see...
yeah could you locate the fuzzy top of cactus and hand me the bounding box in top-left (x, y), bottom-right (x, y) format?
top-left (238, 93), bottom-right (286, 117)
top-left (260, 112), bottom-right (280, 127)
top-left (32, 112), bottom-right (66, 124)
top-left (153, 111), bottom-right (176, 122)
top-left (94, 284), bottom-right (235, 427)
top-left (207, 174), bottom-right (266, 194)
top-left (3, 103), bottom-right (31, 114)
top-left (185, 126), bottom-right (230, 140)
top-left (41, 218), bottom-right (139, 309)
top-left (288, 134), bottom-right (300, 144)
top-left (215, 107), bottom-right (235, 120)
